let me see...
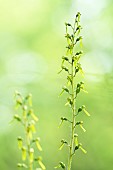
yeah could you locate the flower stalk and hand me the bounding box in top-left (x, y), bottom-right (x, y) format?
top-left (13, 91), bottom-right (46, 170)
top-left (57, 12), bottom-right (90, 170)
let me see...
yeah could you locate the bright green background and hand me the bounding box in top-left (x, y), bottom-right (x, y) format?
top-left (0, 0), bottom-right (113, 169)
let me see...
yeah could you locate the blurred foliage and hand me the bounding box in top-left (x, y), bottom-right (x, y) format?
top-left (0, 0), bottom-right (113, 170)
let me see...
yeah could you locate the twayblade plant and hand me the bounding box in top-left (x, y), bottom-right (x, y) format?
top-left (56, 12), bottom-right (90, 170)
top-left (13, 91), bottom-right (46, 170)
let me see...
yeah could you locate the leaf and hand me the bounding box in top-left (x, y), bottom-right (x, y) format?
top-left (22, 147), bottom-right (26, 161)
top-left (30, 120), bottom-right (36, 133)
top-left (58, 117), bottom-right (67, 128)
top-left (79, 146), bottom-right (87, 154)
top-left (59, 162), bottom-right (66, 169)
top-left (29, 110), bottom-right (38, 121)
top-left (17, 136), bottom-right (23, 149)
top-left (83, 109), bottom-right (90, 116)
top-left (38, 159), bottom-right (46, 170)
top-left (59, 89), bottom-right (64, 96)
top-left (15, 99), bottom-right (22, 109)
top-left (36, 139), bottom-right (42, 151)
top-left (74, 134), bottom-right (78, 146)
top-left (80, 39), bottom-right (83, 47)
top-left (27, 126), bottom-right (33, 140)
top-left (81, 89), bottom-right (88, 93)
top-left (58, 120), bottom-right (63, 128)
top-left (59, 143), bottom-right (64, 150)
top-left (58, 69), bottom-right (63, 74)
top-left (59, 139), bottom-right (68, 150)
top-left (80, 124), bottom-right (86, 132)
top-left (60, 86), bottom-right (69, 96)
top-left (29, 148), bottom-right (34, 163)
top-left (76, 88), bottom-right (80, 95)
top-left (14, 114), bottom-right (21, 122)
top-left (28, 94), bottom-right (32, 106)
top-left (78, 107), bottom-right (82, 113)
top-left (17, 163), bottom-right (28, 168)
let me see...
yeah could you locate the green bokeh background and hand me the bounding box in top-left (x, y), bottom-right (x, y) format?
top-left (0, 0), bottom-right (113, 169)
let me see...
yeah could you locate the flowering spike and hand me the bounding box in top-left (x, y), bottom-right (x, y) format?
top-left (58, 12), bottom-right (89, 170)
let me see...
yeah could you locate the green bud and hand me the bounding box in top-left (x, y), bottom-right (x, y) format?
top-left (22, 147), bottom-right (26, 161)
top-left (76, 121), bottom-right (82, 125)
top-left (14, 114), bottom-right (21, 122)
top-left (62, 86), bottom-right (69, 93)
top-left (62, 66), bottom-right (68, 72)
top-left (74, 134), bottom-right (78, 146)
top-left (59, 139), bottom-right (68, 150)
top-left (65, 33), bottom-right (71, 39)
top-left (78, 107), bottom-right (82, 113)
top-left (23, 105), bottom-right (27, 111)
top-left (74, 134), bottom-right (78, 137)
top-left (76, 12), bottom-right (81, 18)
top-left (61, 117), bottom-right (67, 121)
top-left (76, 36), bottom-right (82, 43)
top-left (76, 25), bottom-right (82, 31)
top-left (17, 136), bottom-right (23, 149)
top-left (17, 163), bottom-right (28, 168)
top-left (74, 145), bottom-right (79, 151)
top-left (75, 51), bottom-right (83, 56)
top-left (29, 109), bottom-right (38, 121)
top-left (65, 22), bottom-right (71, 26)
top-left (62, 56), bottom-right (69, 61)
top-left (29, 148), bottom-right (34, 163)
top-left (59, 162), bottom-right (66, 169)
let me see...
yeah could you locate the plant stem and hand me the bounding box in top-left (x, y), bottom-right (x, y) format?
top-left (67, 25), bottom-right (76, 170)
top-left (24, 110), bottom-right (33, 170)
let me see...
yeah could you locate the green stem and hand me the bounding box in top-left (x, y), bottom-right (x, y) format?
top-left (67, 22), bottom-right (76, 170)
top-left (67, 52), bottom-right (76, 170)
top-left (24, 111), bottom-right (33, 170)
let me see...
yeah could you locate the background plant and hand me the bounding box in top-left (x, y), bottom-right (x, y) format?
top-left (13, 91), bottom-right (46, 170)
top-left (57, 12), bottom-right (90, 170)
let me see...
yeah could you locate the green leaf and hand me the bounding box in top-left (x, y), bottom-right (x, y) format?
top-left (65, 22), bottom-right (71, 27)
top-left (17, 136), bottom-right (23, 149)
top-left (30, 120), bottom-right (36, 133)
top-left (27, 125), bottom-right (33, 140)
top-left (79, 144), bottom-right (87, 154)
top-left (74, 134), bottom-right (78, 146)
top-left (15, 99), bottom-right (22, 109)
top-left (65, 97), bottom-right (73, 107)
top-left (60, 86), bottom-right (69, 96)
top-left (29, 148), bottom-right (34, 163)
top-left (83, 109), bottom-right (90, 116)
top-left (17, 163), bottom-right (28, 168)
top-left (28, 93), bottom-right (32, 106)
top-left (59, 139), bottom-right (68, 150)
top-left (78, 107), bottom-right (82, 113)
top-left (36, 138), bottom-right (42, 151)
top-left (22, 147), bottom-right (26, 161)
top-left (80, 124), bottom-right (86, 132)
top-left (14, 114), bottom-right (21, 122)
top-left (29, 110), bottom-right (38, 121)
top-left (59, 162), bottom-right (66, 169)
top-left (67, 76), bottom-right (72, 86)
top-left (81, 89), bottom-right (88, 93)
top-left (62, 56), bottom-right (69, 61)
top-left (58, 117), bottom-right (67, 128)
top-left (59, 143), bottom-right (65, 150)
top-left (37, 157), bottom-right (46, 170)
